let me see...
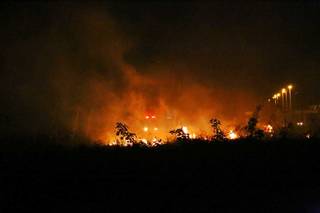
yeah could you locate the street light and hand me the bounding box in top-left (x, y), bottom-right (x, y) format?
top-left (282, 88), bottom-right (287, 111)
top-left (272, 94), bottom-right (277, 104)
top-left (287, 85), bottom-right (293, 111)
top-left (277, 93), bottom-right (281, 105)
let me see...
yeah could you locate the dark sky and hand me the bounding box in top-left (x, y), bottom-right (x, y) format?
top-left (108, 1), bottom-right (320, 101)
top-left (1, 1), bottom-right (320, 136)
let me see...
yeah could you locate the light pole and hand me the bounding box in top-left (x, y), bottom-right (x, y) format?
top-left (272, 94), bottom-right (277, 104)
top-left (288, 85), bottom-right (293, 111)
top-left (277, 93), bottom-right (281, 106)
top-left (282, 88), bottom-right (287, 112)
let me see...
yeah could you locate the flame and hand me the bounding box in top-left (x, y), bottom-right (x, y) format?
top-left (182, 126), bottom-right (189, 134)
top-left (228, 130), bottom-right (238, 140)
top-left (264, 124), bottom-right (273, 133)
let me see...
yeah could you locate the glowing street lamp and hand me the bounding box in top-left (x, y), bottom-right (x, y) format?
top-left (272, 94), bottom-right (277, 104)
top-left (287, 85), bottom-right (293, 111)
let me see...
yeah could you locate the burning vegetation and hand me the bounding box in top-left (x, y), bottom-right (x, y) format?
top-left (104, 99), bottom-right (319, 147)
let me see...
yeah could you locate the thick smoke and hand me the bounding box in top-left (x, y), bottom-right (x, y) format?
top-left (1, 3), bottom-right (258, 143)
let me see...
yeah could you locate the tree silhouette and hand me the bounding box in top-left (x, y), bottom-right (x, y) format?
top-left (210, 118), bottom-right (225, 141)
top-left (115, 122), bottom-right (136, 146)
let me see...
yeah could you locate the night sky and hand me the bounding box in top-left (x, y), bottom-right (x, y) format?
top-left (110, 1), bottom-right (320, 98)
top-left (1, 2), bottom-right (320, 137)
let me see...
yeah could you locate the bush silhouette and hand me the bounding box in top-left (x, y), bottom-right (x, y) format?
top-left (115, 122), bottom-right (137, 146)
top-left (169, 128), bottom-right (189, 140)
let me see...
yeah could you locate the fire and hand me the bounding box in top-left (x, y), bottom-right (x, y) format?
top-left (264, 124), bottom-right (273, 133)
top-left (182, 126), bottom-right (189, 134)
top-left (140, 138), bottom-right (148, 145)
top-left (228, 130), bottom-right (238, 140)
top-left (190, 133), bottom-right (196, 139)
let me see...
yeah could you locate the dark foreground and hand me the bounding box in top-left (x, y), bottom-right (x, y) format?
top-left (1, 138), bottom-right (320, 212)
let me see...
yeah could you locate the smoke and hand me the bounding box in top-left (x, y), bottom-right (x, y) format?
top-left (0, 3), bottom-right (258, 143)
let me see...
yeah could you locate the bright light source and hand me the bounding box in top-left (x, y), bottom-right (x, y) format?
top-left (143, 127), bottom-right (148, 132)
top-left (228, 130), bottom-right (238, 140)
top-left (288, 85), bottom-right (293, 90)
top-left (190, 133), bottom-right (196, 139)
top-left (154, 127), bottom-right (158, 131)
top-left (282, 88), bottom-right (287, 93)
top-left (151, 115), bottom-right (156, 119)
top-left (109, 141), bottom-right (117, 146)
top-left (182, 126), bottom-right (188, 134)
top-left (277, 93), bottom-right (281, 97)
top-left (141, 138), bottom-right (148, 144)
top-left (145, 115), bottom-right (150, 119)
top-left (264, 124), bottom-right (273, 133)
top-left (297, 122), bottom-right (304, 126)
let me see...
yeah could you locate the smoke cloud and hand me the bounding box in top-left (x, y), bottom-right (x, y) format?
top-left (1, 3), bottom-right (262, 143)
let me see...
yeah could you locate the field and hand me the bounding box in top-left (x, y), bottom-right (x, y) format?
top-left (1, 137), bottom-right (320, 212)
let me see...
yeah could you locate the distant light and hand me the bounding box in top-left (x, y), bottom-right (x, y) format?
top-left (297, 122), bottom-right (304, 126)
top-left (154, 127), bottom-right (158, 131)
top-left (145, 115), bottom-right (150, 119)
top-left (306, 134), bottom-right (311, 139)
top-left (182, 126), bottom-right (188, 134)
top-left (151, 115), bottom-right (156, 119)
top-left (143, 127), bottom-right (148, 132)
top-left (277, 93), bottom-right (281, 97)
top-left (282, 88), bottom-right (287, 93)
top-left (228, 130), bottom-right (238, 140)
top-left (288, 85), bottom-right (293, 90)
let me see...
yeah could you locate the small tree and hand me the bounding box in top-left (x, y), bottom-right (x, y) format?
top-left (245, 105), bottom-right (265, 139)
top-left (210, 118), bottom-right (225, 141)
top-left (115, 122), bottom-right (136, 146)
top-left (169, 128), bottom-right (189, 140)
